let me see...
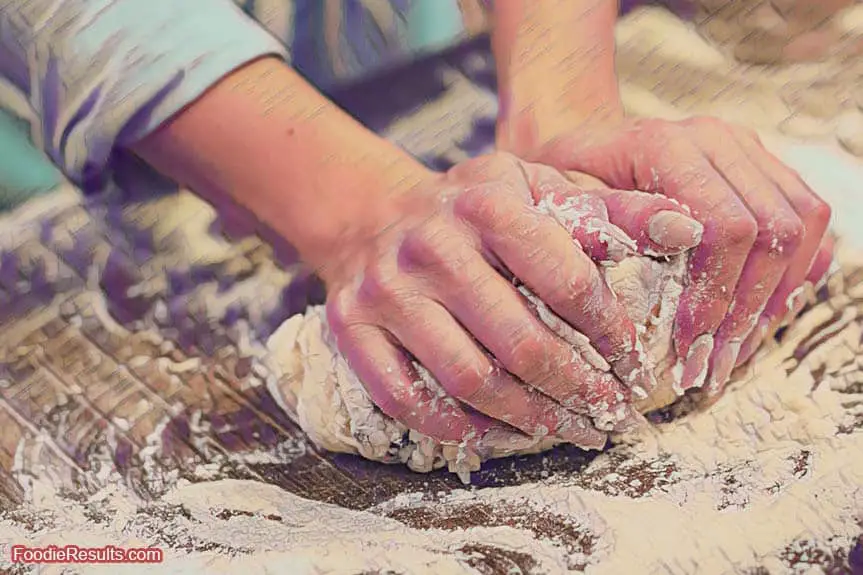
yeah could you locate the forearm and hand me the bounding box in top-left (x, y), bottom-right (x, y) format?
top-left (492, 0), bottom-right (622, 153)
top-left (0, 0), bottom-right (428, 277)
top-left (0, 0), bottom-right (289, 188)
top-left (132, 57), bottom-right (431, 278)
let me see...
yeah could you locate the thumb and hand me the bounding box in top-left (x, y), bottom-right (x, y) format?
top-left (587, 188), bottom-right (704, 256)
top-left (520, 162), bottom-right (636, 262)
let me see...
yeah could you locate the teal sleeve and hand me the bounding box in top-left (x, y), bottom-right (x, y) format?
top-left (0, 0), bottom-right (288, 189)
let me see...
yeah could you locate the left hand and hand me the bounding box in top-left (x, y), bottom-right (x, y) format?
top-left (523, 117), bottom-right (833, 395)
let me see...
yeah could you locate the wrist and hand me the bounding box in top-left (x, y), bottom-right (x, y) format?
top-left (132, 56), bottom-right (436, 285)
top-left (292, 160), bottom-right (437, 288)
top-left (490, 0), bottom-right (623, 155)
top-left (495, 88), bottom-right (624, 156)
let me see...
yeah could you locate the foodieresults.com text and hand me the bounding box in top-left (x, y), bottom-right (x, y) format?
top-left (9, 544), bottom-right (164, 564)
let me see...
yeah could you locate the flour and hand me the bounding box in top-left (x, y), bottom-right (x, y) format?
top-left (1, 7), bottom-right (862, 573)
top-left (1, 260), bottom-right (861, 573)
top-left (260, 197), bottom-right (694, 483)
top-left (2, 228), bottom-right (859, 574)
top-left (616, 5), bottom-right (863, 155)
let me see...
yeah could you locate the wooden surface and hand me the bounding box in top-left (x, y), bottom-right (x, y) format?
top-left (0, 20), bottom-right (862, 574)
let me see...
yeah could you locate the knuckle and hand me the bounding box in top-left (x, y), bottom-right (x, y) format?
top-left (326, 291), bottom-right (360, 333)
top-left (507, 328), bottom-right (547, 377)
top-left (537, 168), bottom-right (589, 205)
top-left (478, 151), bottom-right (522, 178)
top-left (808, 198), bottom-right (832, 229)
top-left (547, 257), bottom-right (598, 304)
top-left (358, 261), bottom-right (402, 305)
top-left (684, 115), bottom-right (723, 131)
top-left (637, 118), bottom-right (684, 140)
top-left (760, 215), bottom-right (804, 257)
top-left (633, 119), bottom-right (679, 153)
top-left (401, 228), bottom-right (485, 293)
top-left (371, 385), bottom-right (413, 422)
top-left (453, 185), bottom-right (491, 222)
top-left (523, 161), bottom-right (560, 181)
top-left (454, 184), bottom-right (517, 227)
top-left (450, 151), bottom-right (519, 181)
top-left (400, 226), bottom-right (452, 271)
top-left (633, 117), bottom-right (669, 132)
top-left (735, 125), bottom-right (760, 142)
top-left (440, 354), bottom-right (485, 401)
top-left (565, 271), bottom-right (594, 301)
top-left (721, 214), bottom-right (759, 251)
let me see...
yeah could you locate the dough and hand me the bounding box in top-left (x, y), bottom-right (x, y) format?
top-left (264, 198), bottom-right (700, 483)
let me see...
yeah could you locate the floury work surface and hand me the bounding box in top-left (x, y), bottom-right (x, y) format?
top-left (0, 188), bottom-right (861, 575)
top-left (0, 7), bottom-right (862, 573)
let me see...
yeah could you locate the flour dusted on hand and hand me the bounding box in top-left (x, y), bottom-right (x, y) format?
top-left (264, 213), bottom-right (693, 482)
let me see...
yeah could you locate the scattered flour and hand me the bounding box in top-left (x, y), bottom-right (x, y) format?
top-left (1, 7), bottom-right (862, 572)
top-left (1, 242), bottom-right (861, 574)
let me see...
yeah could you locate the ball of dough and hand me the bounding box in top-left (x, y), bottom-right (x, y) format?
top-left (264, 231), bottom-right (693, 482)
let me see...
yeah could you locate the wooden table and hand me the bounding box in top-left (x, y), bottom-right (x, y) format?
top-left (0, 29), bottom-right (861, 574)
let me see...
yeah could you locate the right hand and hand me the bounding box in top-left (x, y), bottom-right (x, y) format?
top-left (319, 153), bottom-right (703, 451)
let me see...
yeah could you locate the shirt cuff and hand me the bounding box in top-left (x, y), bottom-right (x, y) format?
top-left (27, 0), bottom-right (288, 191)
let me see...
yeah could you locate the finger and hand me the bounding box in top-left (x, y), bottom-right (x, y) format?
top-left (518, 283), bottom-right (647, 433)
top-left (586, 188), bottom-right (704, 255)
top-left (340, 261), bottom-right (610, 446)
top-left (728, 128), bottom-right (832, 361)
top-left (520, 163), bottom-right (639, 262)
top-left (683, 120), bottom-right (803, 394)
top-left (398, 225), bottom-right (641, 428)
top-left (378, 295), bottom-right (609, 448)
top-left (326, 311), bottom-right (490, 445)
top-left (736, 233), bottom-right (836, 365)
top-left (563, 170), bottom-right (608, 190)
top-left (640, 148), bottom-right (756, 382)
top-left (454, 182), bottom-right (657, 396)
top-left (541, 123), bottom-right (757, 388)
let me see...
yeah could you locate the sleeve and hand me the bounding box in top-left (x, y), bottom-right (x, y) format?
top-left (0, 0), bottom-right (289, 191)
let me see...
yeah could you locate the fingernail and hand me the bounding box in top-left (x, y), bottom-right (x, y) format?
top-left (480, 427), bottom-right (540, 453)
top-left (554, 412), bottom-right (609, 449)
top-left (560, 425), bottom-right (608, 450)
top-left (705, 340), bottom-right (742, 395)
top-left (780, 285), bottom-right (809, 328)
top-left (647, 210), bottom-right (704, 251)
top-left (615, 350), bottom-right (657, 394)
top-left (678, 333), bottom-right (714, 392)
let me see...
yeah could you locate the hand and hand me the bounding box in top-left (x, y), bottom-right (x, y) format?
top-left (320, 153), bottom-right (699, 450)
top-left (527, 117), bottom-right (833, 395)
